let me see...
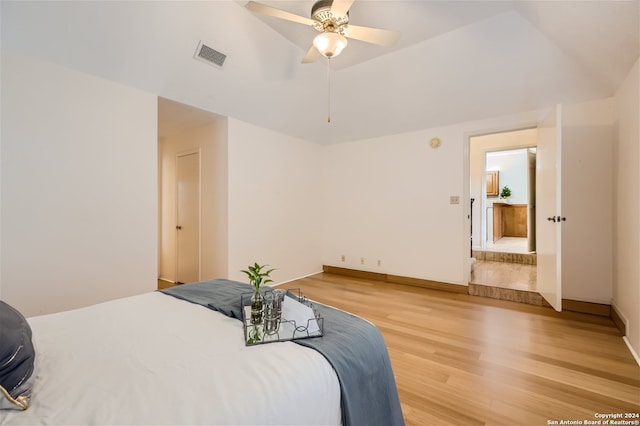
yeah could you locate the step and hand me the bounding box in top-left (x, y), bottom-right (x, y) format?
top-left (468, 283), bottom-right (544, 306)
top-left (472, 250), bottom-right (536, 265)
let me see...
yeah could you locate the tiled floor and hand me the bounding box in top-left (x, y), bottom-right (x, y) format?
top-left (485, 237), bottom-right (531, 253)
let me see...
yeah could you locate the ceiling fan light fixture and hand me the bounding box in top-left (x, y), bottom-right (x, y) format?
top-left (313, 32), bottom-right (348, 58)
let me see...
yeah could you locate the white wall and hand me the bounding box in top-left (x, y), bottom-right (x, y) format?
top-left (1, 49), bottom-right (158, 317)
top-left (486, 150), bottom-right (528, 204)
top-left (322, 111), bottom-right (546, 285)
top-left (159, 120), bottom-right (228, 282)
top-left (227, 118), bottom-right (323, 285)
top-left (613, 57), bottom-right (639, 358)
top-left (0, 51), bottom-right (3, 301)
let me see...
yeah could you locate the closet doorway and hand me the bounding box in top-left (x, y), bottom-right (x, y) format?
top-left (157, 97), bottom-right (227, 286)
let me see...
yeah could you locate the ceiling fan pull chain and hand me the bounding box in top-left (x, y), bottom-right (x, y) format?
top-left (327, 57), bottom-right (331, 123)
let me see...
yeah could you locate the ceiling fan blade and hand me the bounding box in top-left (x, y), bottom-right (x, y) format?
top-left (246, 1), bottom-right (315, 26)
top-left (343, 24), bottom-right (400, 47)
top-left (301, 45), bottom-right (321, 64)
top-left (330, 0), bottom-right (355, 18)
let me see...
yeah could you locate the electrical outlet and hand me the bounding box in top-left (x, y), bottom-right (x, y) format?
top-left (360, 257), bottom-right (365, 265)
top-left (450, 196), bottom-right (460, 204)
top-left (341, 255), bottom-right (345, 262)
top-left (377, 260), bottom-right (381, 266)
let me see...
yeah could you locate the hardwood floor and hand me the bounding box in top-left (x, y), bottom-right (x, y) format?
top-left (157, 278), bottom-right (176, 290)
top-left (278, 273), bottom-right (640, 426)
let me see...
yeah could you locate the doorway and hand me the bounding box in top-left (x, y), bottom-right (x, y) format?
top-left (157, 97), bottom-right (227, 286)
top-left (469, 128), bottom-right (538, 292)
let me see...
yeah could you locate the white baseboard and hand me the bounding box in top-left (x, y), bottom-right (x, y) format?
top-left (610, 301), bottom-right (638, 366)
top-left (623, 336), bottom-right (640, 367)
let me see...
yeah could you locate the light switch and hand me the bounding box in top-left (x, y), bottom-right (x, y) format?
top-left (450, 196), bottom-right (460, 204)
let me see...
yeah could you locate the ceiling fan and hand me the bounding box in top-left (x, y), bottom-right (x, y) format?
top-left (246, 0), bottom-right (400, 63)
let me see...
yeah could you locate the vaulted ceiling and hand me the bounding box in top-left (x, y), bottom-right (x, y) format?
top-left (2, 0), bottom-right (638, 144)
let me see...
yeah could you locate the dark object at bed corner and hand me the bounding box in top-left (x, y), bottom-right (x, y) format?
top-left (160, 279), bottom-right (405, 426)
top-left (0, 300), bottom-right (36, 410)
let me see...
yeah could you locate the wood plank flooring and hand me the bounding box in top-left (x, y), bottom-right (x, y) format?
top-left (278, 273), bottom-right (640, 426)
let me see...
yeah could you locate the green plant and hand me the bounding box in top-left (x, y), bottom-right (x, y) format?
top-left (241, 262), bottom-right (275, 292)
top-left (500, 185), bottom-right (512, 199)
top-left (247, 325), bottom-right (262, 344)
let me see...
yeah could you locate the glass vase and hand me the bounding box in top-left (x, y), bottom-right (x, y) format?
top-left (250, 289), bottom-right (263, 325)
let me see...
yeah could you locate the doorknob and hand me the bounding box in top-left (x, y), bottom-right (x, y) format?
top-left (176, 225), bottom-right (182, 230)
top-left (547, 216), bottom-right (567, 223)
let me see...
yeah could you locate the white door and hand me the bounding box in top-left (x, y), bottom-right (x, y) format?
top-left (176, 151), bottom-right (200, 284)
top-left (536, 105), bottom-right (562, 311)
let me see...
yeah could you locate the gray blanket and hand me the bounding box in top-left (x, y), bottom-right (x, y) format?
top-left (160, 279), bottom-right (404, 426)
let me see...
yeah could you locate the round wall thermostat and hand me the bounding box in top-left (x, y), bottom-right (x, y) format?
top-left (430, 137), bottom-right (441, 148)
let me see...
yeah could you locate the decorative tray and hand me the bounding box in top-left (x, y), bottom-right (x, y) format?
top-left (241, 289), bottom-right (324, 346)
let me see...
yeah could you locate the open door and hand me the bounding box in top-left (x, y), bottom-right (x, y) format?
top-left (536, 105), bottom-right (562, 311)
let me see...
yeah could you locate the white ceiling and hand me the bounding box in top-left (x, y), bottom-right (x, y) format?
top-left (2, 0), bottom-right (638, 144)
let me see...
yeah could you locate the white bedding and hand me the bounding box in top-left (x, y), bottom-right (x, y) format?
top-left (0, 292), bottom-right (341, 425)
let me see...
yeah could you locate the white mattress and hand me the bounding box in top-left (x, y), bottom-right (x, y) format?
top-left (1, 292), bottom-right (341, 425)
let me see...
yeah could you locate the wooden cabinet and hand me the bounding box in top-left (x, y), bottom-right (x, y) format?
top-left (505, 205), bottom-right (528, 237)
top-left (486, 171), bottom-right (499, 196)
top-left (493, 203), bottom-right (527, 241)
top-left (493, 202), bottom-right (504, 240)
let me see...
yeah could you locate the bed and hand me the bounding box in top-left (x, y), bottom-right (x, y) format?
top-left (1, 279), bottom-right (404, 426)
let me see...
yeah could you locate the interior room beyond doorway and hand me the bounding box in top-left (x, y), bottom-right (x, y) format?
top-left (469, 128), bottom-right (538, 294)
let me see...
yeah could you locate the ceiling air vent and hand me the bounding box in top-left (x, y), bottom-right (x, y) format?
top-left (194, 41), bottom-right (227, 68)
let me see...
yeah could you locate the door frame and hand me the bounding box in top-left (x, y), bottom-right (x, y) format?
top-left (465, 109), bottom-right (566, 312)
top-left (527, 148), bottom-right (537, 253)
top-left (175, 148), bottom-right (202, 284)
top-left (464, 123), bottom-right (539, 285)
